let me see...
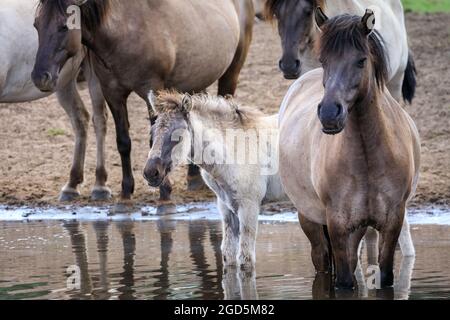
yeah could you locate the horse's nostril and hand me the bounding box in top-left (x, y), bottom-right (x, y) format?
top-left (279, 60), bottom-right (283, 70)
top-left (336, 103), bottom-right (343, 117)
top-left (150, 169), bottom-right (159, 178)
top-left (43, 72), bottom-right (52, 83)
top-left (295, 59), bottom-right (300, 69)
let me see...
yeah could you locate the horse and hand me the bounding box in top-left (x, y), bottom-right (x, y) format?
top-left (0, 0), bottom-right (110, 202)
top-left (32, 0), bottom-right (254, 203)
top-left (265, 0), bottom-right (417, 103)
top-left (143, 91), bottom-right (287, 269)
top-left (278, 9), bottom-right (421, 289)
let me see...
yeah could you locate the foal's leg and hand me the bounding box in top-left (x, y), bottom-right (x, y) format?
top-left (398, 214), bottom-right (415, 257)
top-left (218, 199), bottom-right (239, 266)
top-left (237, 200), bottom-right (259, 269)
top-left (299, 213), bottom-right (331, 272)
top-left (56, 79), bottom-right (90, 202)
top-left (379, 208), bottom-right (405, 288)
top-left (347, 227), bottom-right (367, 285)
top-left (238, 269), bottom-right (259, 300)
top-left (87, 69), bottom-right (111, 201)
top-left (103, 88), bottom-right (134, 200)
top-left (363, 227), bottom-right (379, 265)
top-left (217, 0), bottom-right (253, 96)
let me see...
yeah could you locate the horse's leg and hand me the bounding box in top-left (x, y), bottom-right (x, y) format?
top-left (238, 269), bottom-right (259, 300)
top-left (218, 199), bottom-right (239, 266)
top-left (103, 88), bottom-right (134, 200)
top-left (56, 79), bottom-right (90, 202)
top-left (237, 200), bottom-right (259, 269)
top-left (86, 67), bottom-right (111, 201)
top-left (398, 213), bottom-right (415, 257)
top-left (378, 208), bottom-right (404, 288)
top-left (217, 0), bottom-right (253, 96)
top-left (222, 267), bottom-right (240, 300)
top-left (327, 219), bottom-right (354, 289)
top-left (299, 213), bottom-right (331, 272)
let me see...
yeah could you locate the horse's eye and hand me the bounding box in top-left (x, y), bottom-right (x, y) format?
top-left (357, 58), bottom-right (367, 68)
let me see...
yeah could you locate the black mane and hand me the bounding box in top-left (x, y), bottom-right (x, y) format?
top-left (37, 0), bottom-right (110, 30)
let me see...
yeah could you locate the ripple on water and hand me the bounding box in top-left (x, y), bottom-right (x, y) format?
top-left (0, 209), bottom-right (449, 300)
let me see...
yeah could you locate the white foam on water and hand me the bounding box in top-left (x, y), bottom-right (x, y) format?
top-left (0, 203), bottom-right (448, 225)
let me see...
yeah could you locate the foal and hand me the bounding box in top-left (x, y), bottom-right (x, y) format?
top-left (143, 91), bottom-right (287, 268)
top-left (279, 9), bottom-right (420, 289)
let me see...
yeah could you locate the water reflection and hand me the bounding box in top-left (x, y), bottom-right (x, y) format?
top-left (0, 220), bottom-right (448, 300)
top-left (151, 219), bottom-right (175, 300)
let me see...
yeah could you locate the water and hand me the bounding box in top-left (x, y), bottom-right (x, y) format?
top-left (0, 204), bottom-right (449, 300)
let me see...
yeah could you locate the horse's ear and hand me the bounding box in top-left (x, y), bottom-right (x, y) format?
top-left (148, 90), bottom-right (158, 115)
top-left (361, 9), bottom-right (376, 35)
top-left (181, 94), bottom-right (193, 113)
top-left (315, 7), bottom-right (328, 31)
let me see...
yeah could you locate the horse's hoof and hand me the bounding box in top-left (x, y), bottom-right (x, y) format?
top-left (91, 186), bottom-right (112, 201)
top-left (110, 201), bottom-right (135, 215)
top-left (156, 203), bottom-right (177, 215)
top-left (335, 279), bottom-right (355, 291)
top-left (380, 271), bottom-right (394, 288)
top-left (59, 188), bottom-right (80, 202)
top-left (187, 175), bottom-right (207, 191)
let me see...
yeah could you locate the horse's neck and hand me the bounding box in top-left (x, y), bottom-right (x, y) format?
top-left (81, 0), bottom-right (124, 50)
top-left (349, 90), bottom-right (391, 155)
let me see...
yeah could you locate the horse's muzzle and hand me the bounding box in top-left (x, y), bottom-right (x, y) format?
top-left (143, 158), bottom-right (166, 187)
top-left (32, 71), bottom-right (56, 92)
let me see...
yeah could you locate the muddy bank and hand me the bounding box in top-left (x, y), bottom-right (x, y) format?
top-left (0, 13), bottom-right (449, 207)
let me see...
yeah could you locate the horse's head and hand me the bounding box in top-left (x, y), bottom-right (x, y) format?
top-left (266, 0), bottom-right (317, 79)
top-left (143, 92), bottom-right (193, 188)
top-left (32, 0), bottom-right (85, 92)
top-left (315, 8), bottom-right (388, 135)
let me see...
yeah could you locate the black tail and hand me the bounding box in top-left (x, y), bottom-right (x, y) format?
top-left (402, 51), bottom-right (417, 104)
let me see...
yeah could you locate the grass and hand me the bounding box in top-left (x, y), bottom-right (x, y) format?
top-left (47, 128), bottom-right (66, 137)
top-left (402, 0), bottom-right (450, 13)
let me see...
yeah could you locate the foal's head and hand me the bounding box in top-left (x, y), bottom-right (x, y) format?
top-left (32, 0), bottom-right (108, 91)
top-left (143, 92), bottom-right (193, 188)
top-left (315, 8), bottom-right (388, 135)
top-left (265, 0), bottom-right (323, 79)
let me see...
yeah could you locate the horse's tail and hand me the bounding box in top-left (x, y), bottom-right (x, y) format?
top-left (402, 51), bottom-right (417, 104)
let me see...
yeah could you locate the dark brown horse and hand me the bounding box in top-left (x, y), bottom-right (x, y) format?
top-left (32, 0), bottom-right (254, 202)
top-left (265, 0), bottom-right (417, 103)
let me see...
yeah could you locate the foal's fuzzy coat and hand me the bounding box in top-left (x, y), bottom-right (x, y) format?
top-left (145, 91), bottom-right (287, 268)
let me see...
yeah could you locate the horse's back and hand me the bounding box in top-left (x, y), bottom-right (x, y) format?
top-left (146, 0), bottom-right (242, 91)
